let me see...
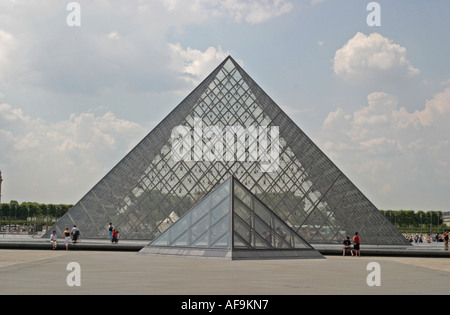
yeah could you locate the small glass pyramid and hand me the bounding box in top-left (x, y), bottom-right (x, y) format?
top-left (139, 176), bottom-right (323, 259)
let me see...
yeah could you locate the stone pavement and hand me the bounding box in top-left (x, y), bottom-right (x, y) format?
top-left (0, 249), bottom-right (448, 295)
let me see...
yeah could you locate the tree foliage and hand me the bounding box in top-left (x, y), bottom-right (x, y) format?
top-left (380, 210), bottom-right (444, 228)
top-left (0, 202), bottom-right (72, 220)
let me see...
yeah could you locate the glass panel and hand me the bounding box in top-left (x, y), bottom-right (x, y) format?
top-left (234, 184), bottom-right (252, 209)
top-left (211, 199), bottom-right (229, 226)
top-left (274, 234), bottom-right (289, 248)
top-left (233, 215), bottom-right (252, 248)
top-left (210, 216), bottom-right (229, 248)
top-left (173, 231), bottom-right (188, 247)
top-left (254, 233), bottom-right (271, 249)
top-left (152, 232), bottom-right (168, 246)
top-left (211, 181), bottom-right (230, 206)
top-left (274, 225), bottom-right (290, 248)
top-left (190, 215), bottom-right (209, 246)
top-left (212, 233), bottom-right (229, 249)
top-left (192, 233), bottom-right (208, 248)
top-left (292, 232), bottom-right (311, 249)
top-left (254, 216), bottom-right (272, 247)
top-left (190, 198), bottom-right (210, 225)
top-left (233, 233), bottom-right (249, 249)
top-left (168, 215), bottom-right (189, 245)
top-left (233, 200), bottom-right (251, 225)
top-left (254, 199), bottom-right (272, 226)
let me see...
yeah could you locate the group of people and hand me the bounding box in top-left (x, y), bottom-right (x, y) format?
top-left (49, 223), bottom-right (120, 249)
top-left (342, 232), bottom-right (361, 256)
top-left (404, 230), bottom-right (449, 248)
top-left (49, 225), bottom-right (80, 250)
top-left (108, 223), bottom-right (120, 243)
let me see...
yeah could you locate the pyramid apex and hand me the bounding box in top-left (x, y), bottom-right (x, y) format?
top-left (222, 55), bottom-right (238, 64)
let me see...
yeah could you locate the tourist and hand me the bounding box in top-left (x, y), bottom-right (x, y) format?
top-left (111, 228), bottom-right (119, 243)
top-left (108, 223), bottom-right (113, 239)
top-left (352, 232), bottom-right (361, 256)
top-left (63, 227), bottom-right (71, 250)
top-left (50, 230), bottom-right (58, 250)
top-left (343, 236), bottom-right (353, 256)
top-left (71, 225), bottom-right (80, 243)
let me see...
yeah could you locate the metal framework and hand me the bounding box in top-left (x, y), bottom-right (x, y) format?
top-left (44, 56), bottom-right (408, 245)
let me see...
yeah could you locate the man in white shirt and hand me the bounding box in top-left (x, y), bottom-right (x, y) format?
top-left (50, 230), bottom-right (57, 249)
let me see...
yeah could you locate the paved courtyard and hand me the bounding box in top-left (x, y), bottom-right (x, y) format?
top-left (0, 249), bottom-right (448, 295)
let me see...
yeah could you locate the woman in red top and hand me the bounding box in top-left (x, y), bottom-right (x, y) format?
top-left (111, 229), bottom-right (119, 243)
top-left (353, 232), bottom-right (361, 256)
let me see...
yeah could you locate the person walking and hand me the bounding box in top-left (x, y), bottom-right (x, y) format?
top-left (63, 227), bottom-right (71, 250)
top-left (352, 232), bottom-right (361, 256)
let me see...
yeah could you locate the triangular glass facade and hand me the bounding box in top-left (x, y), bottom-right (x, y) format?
top-left (45, 56), bottom-right (408, 246)
top-left (140, 176), bottom-right (322, 259)
top-left (150, 178), bottom-right (231, 249)
top-left (232, 178), bottom-right (313, 251)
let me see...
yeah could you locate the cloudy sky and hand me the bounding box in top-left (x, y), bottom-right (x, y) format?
top-left (0, 0), bottom-right (449, 211)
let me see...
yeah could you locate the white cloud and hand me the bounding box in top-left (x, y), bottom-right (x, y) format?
top-left (160, 0), bottom-right (294, 24)
top-left (0, 2), bottom-right (259, 97)
top-left (0, 100), bottom-right (147, 203)
top-left (392, 86), bottom-right (450, 128)
top-left (0, 0), bottom-right (288, 103)
top-left (320, 86), bottom-right (450, 210)
top-left (107, 31), bottom-right (120, 40)
top-left (0, 30), bottom-right (16, 80)
top-left (0, 30), bottom-right (14, 56)
top-left (169, 44), bottom-right (239, 84)
top-left (333, 32), bottom-right (420, 86)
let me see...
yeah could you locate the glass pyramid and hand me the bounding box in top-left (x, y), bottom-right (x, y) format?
top-left (44, 56), bottom-right (408, 246)
top-left (139, 176), bottom-right (323, 259)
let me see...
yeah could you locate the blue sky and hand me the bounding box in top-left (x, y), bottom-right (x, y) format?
top-left (0, 0), bottom-right (449, 211)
